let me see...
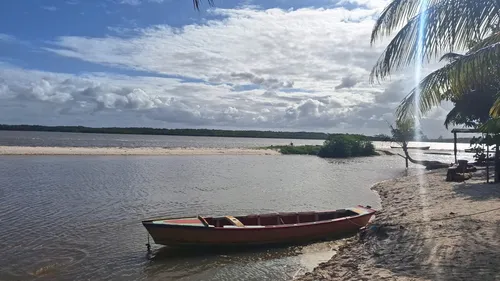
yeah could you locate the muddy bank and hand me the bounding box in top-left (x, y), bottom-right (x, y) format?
top-left (298, 169), bottom-right (500, 280)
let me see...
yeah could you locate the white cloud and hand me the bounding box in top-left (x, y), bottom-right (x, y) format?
top-left (42, 6), bottom-right (58, 11)
top-left (0, 64), bottom-right (453, 136)
top-left (45, 7), bottom-right (391, 93)
top-left (1, 5), bottom-right (456, 137)
top-left (0, 33), bottom-right (17, 44)
top-left (335, 75), bottom-right (360, 90)
top-left (336, 0), bottom-right (390, 10)
top-left (117, 0), bottom-right (168, 5)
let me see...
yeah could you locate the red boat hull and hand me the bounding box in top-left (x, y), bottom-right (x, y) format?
top-left (142, 206), bottom-right (376, 247)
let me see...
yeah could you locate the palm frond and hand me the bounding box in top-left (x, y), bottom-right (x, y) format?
top-left (370, 0), bottom-right (500, 83)
top-left (443, 91), bottom-right (493, 128)
top-left (395, 65), bottom-right (452, 121)
top-left (447, 42), bottom-right (500, 95)
top-left (193, 0), bottom-right (215, 10)
top-left (467, 31), bottom-right (500, 54)
top-left (371, 0), bottom-right (443, 44)
top-left (439, 52), bottom-right (464, 63)
top-left (396, 42), bottom-right (500, 121)
top-left (444, 106), bottom-right (461, 129)
top-left (480, 117), bottom-right (500, 134)
top-left (489, 98), bottom-right (500, 117)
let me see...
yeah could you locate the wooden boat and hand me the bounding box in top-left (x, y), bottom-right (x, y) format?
top-left (142, 205), bottom-right (376, 247)
top-left (390, 146), bottom-right (430, 150)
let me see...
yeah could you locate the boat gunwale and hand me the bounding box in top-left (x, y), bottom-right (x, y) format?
top-left (142, 205), bottom-right (376, 230)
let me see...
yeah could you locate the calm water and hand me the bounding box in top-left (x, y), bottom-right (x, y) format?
top-left (0, 131), bottom-right (478, 280)
top-left (0, 154), bottom-right (409, 281)
top-left (0, 130), bottom-right (475, 152)
top-left (0, 131), bottom-right (325, 148)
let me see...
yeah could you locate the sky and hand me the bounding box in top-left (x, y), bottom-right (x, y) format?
top-left (0, 0), bottom-right (454, 137)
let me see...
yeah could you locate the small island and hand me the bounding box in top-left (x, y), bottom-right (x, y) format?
top-left (264, 134), bottom-right (379, 158)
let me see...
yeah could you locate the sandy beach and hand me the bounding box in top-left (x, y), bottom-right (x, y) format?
top-left (0, 145), bottom-right (280, 156)
top-left (299, 169), bottom-right (500, 280)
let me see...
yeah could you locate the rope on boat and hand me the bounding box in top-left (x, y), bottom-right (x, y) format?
top-left (146, 233), bottom-right (151, 253)
top-left (345, 217), bottom-right (369, 228)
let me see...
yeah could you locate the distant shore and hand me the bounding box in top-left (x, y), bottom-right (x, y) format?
top-left (0, 146), bottom-right (280, 156)
top-left (0, 124), bottom-right (473, 143)
top-left (299, 169), bottom-right (500, 280)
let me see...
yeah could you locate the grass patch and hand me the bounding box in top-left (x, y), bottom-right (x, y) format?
top-left (263, 145), bottom-right (322, 155)
top-left (279, 145), bottom-right (322, 155)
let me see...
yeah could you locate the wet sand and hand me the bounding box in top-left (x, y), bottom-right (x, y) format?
top-left (0, 146), bottom-right (280, 156)
top-left (298, 169), bottom-right (500, 280)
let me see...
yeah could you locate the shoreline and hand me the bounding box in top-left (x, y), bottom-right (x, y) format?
top-left (298, 169), bottom-right (500, 280)
top-left (0, 145), bottom-right (396, 157)
top-left (0, 146), bottom-right (280, 156)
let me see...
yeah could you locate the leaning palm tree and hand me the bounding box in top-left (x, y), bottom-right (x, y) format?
top-left (371, 0), bottom-right (500, 119)
top-left (389, 119), bottom-right (449, 169)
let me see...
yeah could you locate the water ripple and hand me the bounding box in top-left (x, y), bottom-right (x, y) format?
top-left (0, 154), bottom-right (407, 280)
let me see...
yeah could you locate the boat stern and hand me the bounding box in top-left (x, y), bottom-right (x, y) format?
top-left (142, 216), bottom-right (214, 246)
top-left (349, 205), bottom-right (377, 216)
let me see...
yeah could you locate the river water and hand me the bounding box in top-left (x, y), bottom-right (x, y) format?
top-left (0, 130), bottom-right (474, 151)
top-left (0, 131), bottom-right (474, 280)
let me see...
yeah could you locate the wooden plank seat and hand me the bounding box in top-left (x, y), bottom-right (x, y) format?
top-left (225, 215), bottom-right (244, 227)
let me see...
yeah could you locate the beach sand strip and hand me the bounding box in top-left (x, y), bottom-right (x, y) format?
top-left (298, 169), bottom-right (500, 281)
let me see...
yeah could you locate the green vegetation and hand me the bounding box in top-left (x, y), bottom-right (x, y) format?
top-left (0, 124), bottom-right (396, 142)
top-left (267, 145), bottom-right (322, 155)
top-left (267, 135), bottom-right (377, 158)
top-left (318, 135), bottom-right (377, 158)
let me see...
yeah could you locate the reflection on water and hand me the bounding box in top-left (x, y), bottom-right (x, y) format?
top-left (0, 154), bottom-right (408, 280)
top-left (143, 241), bottom-right (340, 281)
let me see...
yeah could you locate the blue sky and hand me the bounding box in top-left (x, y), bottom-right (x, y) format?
top-left (1, 0), bottom-right (349, 74)
top-left (0, 0), bottom-right (453, 137)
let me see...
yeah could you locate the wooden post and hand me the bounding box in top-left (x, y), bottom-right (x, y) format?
top-left (403, 143), bottom-right (409, 169)
top-left (454, 131), bottom-right (457, 164)
top-left (486, 141), bottom-right (490, 183)
top-left (495, 144), bottom-right (500, 183)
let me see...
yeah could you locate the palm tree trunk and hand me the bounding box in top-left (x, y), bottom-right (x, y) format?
top-left (401, 146), bottom-right (449, 170)
top-left (402, 146), bottom-right (419, 164)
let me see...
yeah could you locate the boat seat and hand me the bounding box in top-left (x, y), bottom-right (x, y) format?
top-left (225, 216), bottom-right (244, 227)
top-left (197, 215), bottom-right (210, 227)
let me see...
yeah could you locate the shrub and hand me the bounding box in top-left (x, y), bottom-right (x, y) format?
top-left (318, 134), bottom-right (376, 158)
top-left (278, 145), bottom-right (321, 155)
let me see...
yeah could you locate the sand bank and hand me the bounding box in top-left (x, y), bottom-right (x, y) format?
top-left (0, 146), bottom-right (280, 156)
top-left (299, 169), bottom-right (500, 280)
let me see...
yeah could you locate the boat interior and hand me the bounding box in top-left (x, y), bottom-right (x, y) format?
top-left (199, 209), bottom-right (360, 228)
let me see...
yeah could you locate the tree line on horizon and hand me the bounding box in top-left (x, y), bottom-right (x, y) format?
top-left (0, 124), bottom-right (473, 143)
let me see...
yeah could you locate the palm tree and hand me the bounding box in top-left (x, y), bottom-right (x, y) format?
top-left (370, 0), bottom-right (500, 119)
top-left (443, 88), bottom-right (495, 129)
top-left (389, 119), bottom-right (449, 169)
top-left (395, 50), bottom-right (500, 125)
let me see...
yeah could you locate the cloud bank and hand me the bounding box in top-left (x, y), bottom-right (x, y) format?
top-left (0, 4), bottom-right (452, 136)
